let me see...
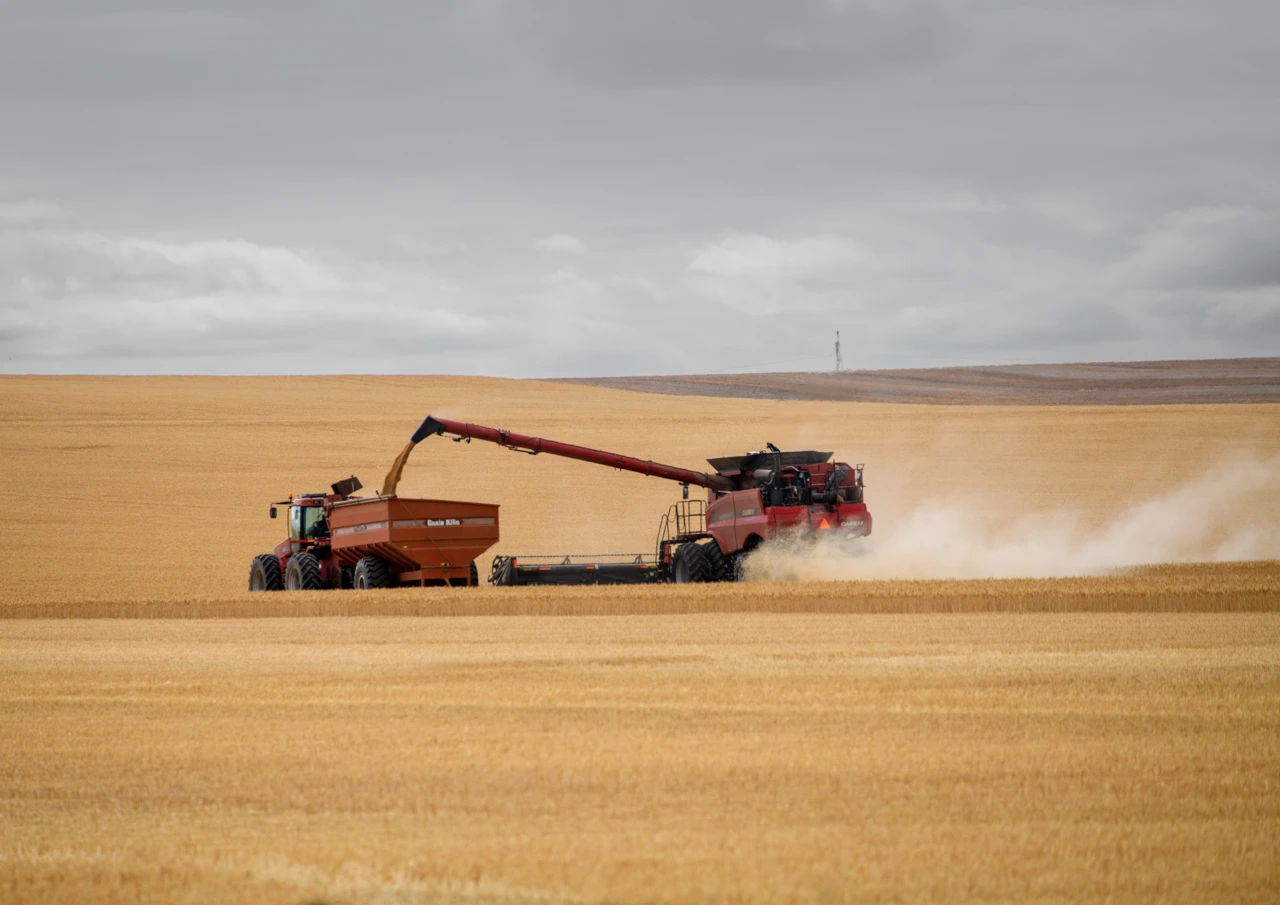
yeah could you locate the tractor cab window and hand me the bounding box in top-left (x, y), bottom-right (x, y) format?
top-left (289, 505), bottom-right (328, 541)
top-left (302, 507), bottom-right (329, 539)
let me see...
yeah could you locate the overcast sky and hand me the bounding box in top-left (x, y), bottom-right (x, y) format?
top-left (2, 1), bottom-right (1277, 376)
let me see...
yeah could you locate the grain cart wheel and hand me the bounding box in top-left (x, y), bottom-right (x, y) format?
top-left (285, 552), bottom-right (324, 591)
top-left (469, 561), bottom-right (480, 587)
top-left (672, 542), bottom-right (712, 584)
top-left (249, 554), bottom-right (283, 592)
top-left (353, 556), bottom-right (395, 590)
top-left (701, 540), bottom-right (735, 583)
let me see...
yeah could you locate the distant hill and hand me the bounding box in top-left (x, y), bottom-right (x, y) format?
top-left (555, 358), bottom-right (1280, 405)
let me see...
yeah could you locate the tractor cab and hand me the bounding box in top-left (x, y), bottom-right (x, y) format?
top-left (265, 476), bottom-right (364, 584)
top-left (274, 496), bottom-right (330, 545)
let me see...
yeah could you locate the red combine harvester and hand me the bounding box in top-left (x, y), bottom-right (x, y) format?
top-left (406, 415), bottom-right (871, 585)
top-left (248, 475), bottom-right (499, 591)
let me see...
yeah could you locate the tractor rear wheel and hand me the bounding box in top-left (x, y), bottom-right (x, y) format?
top-left (249, 554), bottom-right (283, 592)
top-left (285, 552), bottom-right (324, 591)
top-left (701, 541), bottom-right (735, 582)
top-left (672, 542), bottom-right (712, 584)
top-left (354, 556), bottom-right (395, 590)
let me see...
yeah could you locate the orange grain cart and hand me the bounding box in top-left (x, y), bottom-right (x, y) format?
top-left (328, 495), bottom-right (499, 587)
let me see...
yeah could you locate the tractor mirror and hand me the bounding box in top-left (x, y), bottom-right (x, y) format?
top-left (270, 507), bottom-right (277, 519)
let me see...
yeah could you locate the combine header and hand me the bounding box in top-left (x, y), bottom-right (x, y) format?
top-left (403, 415), bottom-right (871, 585)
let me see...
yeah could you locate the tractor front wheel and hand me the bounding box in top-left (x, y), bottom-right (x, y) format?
top-left (353, 556), bottom-right (395, 590)
top-left (249, 554), bottom-right (283, 592)
top-left (285, 552), bottom-right (324, 591)
top-left (672, 542), bottom-right (712, 584)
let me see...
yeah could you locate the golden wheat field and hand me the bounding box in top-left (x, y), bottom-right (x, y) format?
top-left (3, 614), bottom-right (1279, 904)
top-left (2, 375), bottom-right (1280, 903)
top-left (3, 375), bottom-right (1279, 609)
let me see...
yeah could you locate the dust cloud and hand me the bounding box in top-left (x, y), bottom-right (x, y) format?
top-left (743, 456), bottom-right (1280, 581)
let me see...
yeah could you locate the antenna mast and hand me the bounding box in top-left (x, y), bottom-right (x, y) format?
top-left (835, 330), bottom-right (843, 373)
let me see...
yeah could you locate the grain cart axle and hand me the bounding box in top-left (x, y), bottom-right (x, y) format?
top-left (405, 415), bottom-right (871, 585)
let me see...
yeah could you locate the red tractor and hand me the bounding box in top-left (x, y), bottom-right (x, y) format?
top-left (404, 415), bottom-right (871, 584)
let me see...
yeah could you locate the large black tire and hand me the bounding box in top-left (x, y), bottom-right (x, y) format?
top-left (353, 555), bottom-right (396, 590)
top-left (285, 552), bottom-right (324, 591)
top-left (672, 542), bottom-right (712, 584)
top-left (469, 561), bottom-right (479, 587)
top-left (249, 554), bottom-right (283, 592)
top-left (701, 541), bottom-right (735, 583)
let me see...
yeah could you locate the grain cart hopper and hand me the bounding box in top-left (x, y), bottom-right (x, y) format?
top-left (397, 415), bottom-right (871, 585)
top-left (248, 474), bottom-right (499, 591)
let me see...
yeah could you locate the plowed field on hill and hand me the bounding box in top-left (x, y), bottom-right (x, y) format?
top-left (559, 357), bottom-right (1280, 404)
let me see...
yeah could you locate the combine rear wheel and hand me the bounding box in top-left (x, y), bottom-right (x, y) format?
top-left (354, 556), bottom-right (395, 590)
top-left (701, 541), bottom-right (735, 582)
top-left (672, 542), bottom-right (712, 583)
top-left (286, 552), bottom-right (324, 591)
top-left (249, 554), bottom-right (283, 592)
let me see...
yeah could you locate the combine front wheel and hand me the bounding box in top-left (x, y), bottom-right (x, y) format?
top-left (701, 541), bottom-right (735, 582)
top-left (285, 552), bottom-right (324, 591)
top-left (249, 554), bottom-right (283, 592)
top-left (672, 543), bottom-right (711, 583)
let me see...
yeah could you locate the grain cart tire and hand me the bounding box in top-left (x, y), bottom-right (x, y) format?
top-left (701, 540), bottom-right (735, 583)
top-left (354, 556), bottom-right (395, 590)
top-left (249, 554), bottom-right (284, 592)
top-left (672, 542), bottom-right (712, 584)
top-left (469, 561), bottom-right (480, 587)
top-left (285, 552), bottom-right (324, 591)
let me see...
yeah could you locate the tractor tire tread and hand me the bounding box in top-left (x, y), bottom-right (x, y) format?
top-left (249, 554), bottom-right (283, 592)
top-left (286, 552), bottom-right (324, 591)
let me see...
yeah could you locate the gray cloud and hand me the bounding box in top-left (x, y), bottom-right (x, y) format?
top-left (1, 1), bottom-right (1277, 375)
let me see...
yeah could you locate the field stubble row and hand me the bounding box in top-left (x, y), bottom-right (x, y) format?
top-left (3, 561), bottom-right (1277, 619)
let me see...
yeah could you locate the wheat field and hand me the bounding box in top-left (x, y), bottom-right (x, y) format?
top-left (2, 376), bottom-right (1279, 903)
top-left (3, 614), bottom-right (1278, 904)
top-left (3, 375), bottom-right (1279, 609)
